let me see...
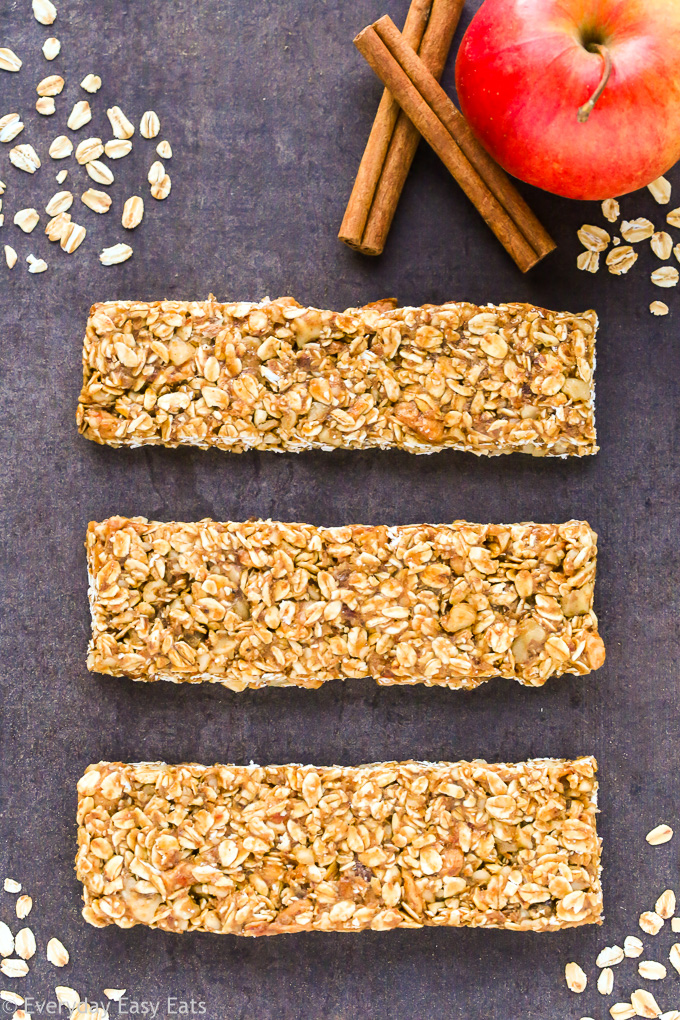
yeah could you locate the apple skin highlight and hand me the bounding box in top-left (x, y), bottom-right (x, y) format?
top-left (455, 0), bottom-right (680, 200)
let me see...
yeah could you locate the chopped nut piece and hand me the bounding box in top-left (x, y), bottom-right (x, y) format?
top-left (0, 960), bottom-right (28, 978)
top-left (14, 898), bottom-right (31, 920)
top-left (598, 967), bottom-right (614, 995)
top-left (656, 890), bottom-right (676, 918)
top-left (631, 989), bottom-right (661, 1018)
top-left (0, 114), bottom-right (24, 143)
top-left (0, 49), bottom-right (22, 73)
top-left (75, 137), bottom-right (104, 164)
top-left (42, 37), bottom-right (60, 60)
top-left (639, 910), bottom-right (664, 935)
top-left (56, 169), bottom-right (67, 183)
top-left (565, 962), bottom-right (588, 993)
top-left (104, 990), bottom-right (126, 1001)
top-left (610, 1006), bottom-right (636, 1020)
top-left (36, 74), bottom-right (64, 97)
top-left (651, 266), bottom-right (679, 288)
top-left (55, 987), bottom-right (80, 1008)
top-left (638, 961), bottom-right (666, 980)
top-left (85, 160), bottom-right (113, 185)
top-left (99, 242), bottom-right (132, 265)
top-left (147, 160), bottom-right (165, 185)
top-left (77, 298), bottom-right (599, 457)
top-left (9, 145), bottom-right (40, 173)
top-left (156, 139), bottom-right (172, 159)
top-left (597, 946), bottom-right (624, 967)
top-left (45, 190), bottom-right (73, 215)
top-left (650, 301), bottom-right (669, 316)
top-left (601, 198), bottom-right (620, 222)
top-left (0, 923), bottom-right (14, 956)
top-left (4, 245), bottom-right (17, 269)
top-left (667, 207), bottom-right (680, 228)
top-left (648, 176), bottom-right (672, 204)
top-left (81, 189), bottom-right (111, 214)
top-left (669, 943), bottom-right (680, 974)
top-left (107, 106), bottom-right (134, 139)
top-left (0, 992), bottom-right (24, 1005)
top-left (625, 936), bottom-right (645, 958)
top-left (77, 757), bottom-right (602, 934)
top-left (26, 255), bottom-right (48, 274)
top-left (104, 139), bottom-right (132, 159)
top-left (46, 938), bottom-right (68, 967)
top-left (577, 250), bottom-right (599, 273)
top-left (651, 232), bottom-right (673, 260)
top-left (33, 0), bottom-right (57, 24)
top-left (60, 221), bottom-right (86, 253)
top-left (121, 195), bottom-right (143, 229)
top-left (49, 135), bottom-right (72, 159)
top-left (13, 930), bottom-right (34, 962)
top-left (606, 246), bottom-right (638, 275)
top-left (140, 110), bottom-right (160, 138)
top-left (13, 208), bottom-right (39, 233)
top-left (67, 101), bottom-right (92, 131)
top-left (45, 211), bottom-right (71, 242)
top-left (80, 74), bottom-right (101, 93)
top-left (621, 218), bottom-right (655, 243)
top-left (578, 224), bottom-right (610, 251)
top-left (36, 97), bottom-right (56, 116)
top-left (150, 173), bottom-right (171, 200)
top-left (3, 880), bottom-right (21, 894)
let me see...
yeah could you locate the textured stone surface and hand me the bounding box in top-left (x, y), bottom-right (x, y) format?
top-left (0, 0), bottom-right (679, 1017)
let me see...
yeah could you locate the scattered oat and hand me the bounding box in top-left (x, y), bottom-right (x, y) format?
top-left (75, 137), bottom-right (104, 164)
top-left (667, 207), bottom-right (680, 228)
top-left (651, 232), bottom-right (673, 260)
top-left (121, 195), bottom-right (143, 229)
top-left (649, 176), bottom-right (672, 204)
top-left (631, 988), bottom-right (662, 1018)
top-left (660, 1013), bottom-right (680, 1020)
top-left (0, 49), bottom-right (22, 73)
top-left (13, 208), bottom-right (39, 233)
top-left (81, 188), bottom-right (111, 214)
top-left (107, 106), bottom-right (134, 139)
top-left (621, 218), bottom-right (655, 243)
top-left (0, 992), bottom-right (24, 1005)
top-left (55, 986), bottom-right (79, 1008)
top-left (4, 245), bottom-right (17, 268)
top-left (0, 114), bottom-right (24, 143)
top-left (56, 169), bottom-right (67, 183)
top-left (13, 930), bottom-right (35, 962)
top-left (610, 1006), bottom-right (636, 1020)
top-left (598, 967), bottom-right (614, 995)
top-left (0, 960), bottom-right (28, 978)
top-left (3, 881), bottom-right (21, 894)
top-left (672, 919), bottom-right (680, 933)
top-left (147, 160), bottom-right (165, 185)
top-left (607, 246), bottom-right (638, 275)
top-left (46, 938), bottom-right (68, 968)
top-left (151, 173), bottom-right (171, 200)
top-left (9, 145), bottom-right (40, 174)
top-left (566, 962), bottom-right (587, 993)
top-left (656, 890), bottom-right (676, 919)
top-left (673, 244), bottom-right (680, 265)
top-left (598, 946), bottom-right (625, 968)
top-left (103, 990), bottom-right (125, 1002)
top-left (13, 1009), bottom-right (32, 1020)
top-left (578, 223), bottom-right (610, 251)
top-left (99, 242), bottom-right (132, 265)
top-left (156, 139), bottom-right (172, 159)
top-left (37, 74), bottom-right (64, 97)
top-left (26, 254), bottom-right (48, 274)
top-left (67, 101), bottom-right (92, 131)
top-left (60, 220), bottom-right (86, 253)
top-left (45, 190), bottom-right (73, 215)
top-left (651, 266), bottom-right (679, 288)
top-left (49, 135), bottom-right (72, 159)
top-left (0, 180), bottom-right (5, 194)
top-left (669, 943), bottom-right (680, 974)
top-left (639, 961), bottom-right (667, 980)
top-left (577, 250), bottom-right (599, 273)
top-left (625, 936), bottom-right (645, 959)
top-left (104, 138), bottom-right (132, 159)
top-left (86, 160), bottom-right (113, 185)
top-left (80, 73), bottom-right (101, 93)
top-left (33, 0), bottom-right (57, 24)
top-left (45, 210), bottom-right (71, 241)
top-left (42, 37), bottom-right (60, 60)
top-left (601, 198), bottom-right (620, 222)
top-left (640, 910), bottom-right (665, 935)
top-left (14, 898), bottom-right (31, 921)
top-left (0, 923), bottom-right (14, 956)
top-left (36, 97), bottom-right (56, 116)
top-left (140, 110), bottom-right (160, 138)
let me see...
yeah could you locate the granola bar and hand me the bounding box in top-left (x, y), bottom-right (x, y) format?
top-left (87, 517), bottom-right (605, 690)
top-left (76, 757), bottom-right (603, 936)
top-left (76, 297), bottom-right (598, 456)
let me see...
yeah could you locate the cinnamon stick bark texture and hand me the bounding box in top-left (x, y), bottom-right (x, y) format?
top-left (354, 17), bottom-right (556, 271)
top-left (339, 0), bottom-right (464, 254)
top-left (76, 757), bottom-right (603, 935)
top-left (86, 516), bottom-right (605, 691)
top-left (77, 298), bottom-right (598, 457)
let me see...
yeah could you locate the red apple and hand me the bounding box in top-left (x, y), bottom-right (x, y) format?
top-left (455, 0), bottom-right (680, 200)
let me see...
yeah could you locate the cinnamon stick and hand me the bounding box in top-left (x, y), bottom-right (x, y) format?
top-left (339, 0), bottom-right (463, 255)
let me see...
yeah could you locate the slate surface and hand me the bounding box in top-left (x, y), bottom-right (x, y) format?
top-left (1, 1), bottom-right (679, 1017)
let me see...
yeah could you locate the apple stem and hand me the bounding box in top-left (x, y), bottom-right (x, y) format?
top-left (577, 44), bottom-right (612, 123)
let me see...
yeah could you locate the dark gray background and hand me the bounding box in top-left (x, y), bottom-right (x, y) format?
top-left (1, 1), bottom-right (679, 1017)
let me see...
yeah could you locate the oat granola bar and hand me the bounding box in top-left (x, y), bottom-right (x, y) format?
top-left (87, 517), bottom-right (605, 690)
top-left (76, 297), bottom-right (598, 456)
top-left (76, 757), bottom-right (602, 936)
